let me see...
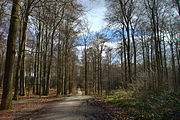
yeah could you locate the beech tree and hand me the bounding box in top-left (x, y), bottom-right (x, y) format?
top-left (13, 0), bottom-right (36, 100)
top-left (105, 0), bottom-right (179, 91)
top-left (1, 0), bottom-right (21, 110)
top-left (0, 1), bottom-right (179, 111)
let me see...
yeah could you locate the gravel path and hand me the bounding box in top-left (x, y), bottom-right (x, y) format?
top-left (15, 95), bottom-right (112, 120)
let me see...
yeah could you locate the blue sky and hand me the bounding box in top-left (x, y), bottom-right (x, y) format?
top-left (80, 0), bottom-right (107, 32)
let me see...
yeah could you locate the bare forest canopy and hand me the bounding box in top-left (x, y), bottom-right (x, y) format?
top-left (0, 0), bottom-right (179, 111)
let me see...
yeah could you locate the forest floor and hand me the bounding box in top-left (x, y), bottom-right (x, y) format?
top-left (1, 89), bottom-right (179, 120)
top-left (97, 90), bottom-right (180, 120)
top-left (0, 89), bottom-right (65, 120)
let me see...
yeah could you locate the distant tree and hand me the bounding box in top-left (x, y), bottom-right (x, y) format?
top-left (80, 22), bottom-right (91, 95)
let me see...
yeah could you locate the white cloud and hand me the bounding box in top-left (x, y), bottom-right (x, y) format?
top-left (76, 41), bottom-right (120, 59)
top-left (79, 0), bottom-right (107, 32)
top-left (104, 41), bottom-right (120, 49)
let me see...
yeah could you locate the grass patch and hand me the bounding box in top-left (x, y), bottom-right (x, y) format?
top-left (102, 89), bottom-right (180, 120)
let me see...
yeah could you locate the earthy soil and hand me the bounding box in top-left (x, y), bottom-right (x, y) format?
top-left (14, 95), bottom-right (112, 120)
top-left (0, 89), bottom-right (64, 120)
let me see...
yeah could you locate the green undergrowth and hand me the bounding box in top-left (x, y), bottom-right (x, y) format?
top-left (102, 89), bottom-right (180, 120)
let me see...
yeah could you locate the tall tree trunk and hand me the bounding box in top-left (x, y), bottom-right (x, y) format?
top-left (46, 23), bottom-right (56, 95)
top-left (42, 25), bottom-right (48, 95)
top-left (13, 19), bottom-right (22, 100)
top-left (170, 42), bottom-right (177, 91)
top-left (63, 41), bottom-right (68, 95)
top-left (62, 51), bottom-right (65, 95)
top-left (141, 33), bottom-right (146, 71)
top-left (152, 8), bottom-right (160, 90)
top-left (120, 45), bottom-right (124, 89)
top-left (93, 51), bottom-right (97, 94)
top-left (122, 26), bottom-right (127, 88)
top-left (162, 32), bottom-right (168, 87)
top-left (13, 0), bottom-right (30, 100)
top-left (107, 50), bottom-right (112, 95)
top-left (131, 27), bottom-right (136, 81)
top-left (100, 46), bottom-right (103, 95)
top-left (126, 24), bottom-right (132, 84)
top-left (57, 34), bottom-right (62, 96)
top-left (39, 25), bottom-right (44, 95)
top-left (0, 51), bottom-right (4, 88)
top-left (36, 41), bottom-right (40, 95)
top-left (156, 8), bottom-right (163, 88)
top-left (97, 50), bottom-right (100, 95)
top-left (145, 36), bottom-right (151, 89)
top-left (150, 35), bottom-right (155, 90)
top-left (36, 19), bottom-right (41, 95)
top-left (1, 0), bottom-right (20, 110)
top-left (33, 51), bottom-right (37, 94)
top-left (20, 45), bottom-right (25, 96)
top-left (71, 57), bottom-right (75, 94)
top-left (84, 39), bottom-right (88, 95)
top-left (175, 39), bottom-right (180, 88)
top-left (68, 54), bottom-right (71, 94)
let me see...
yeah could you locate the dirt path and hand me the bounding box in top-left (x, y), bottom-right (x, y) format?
top-left (15, 94), bottom-right (112, 120)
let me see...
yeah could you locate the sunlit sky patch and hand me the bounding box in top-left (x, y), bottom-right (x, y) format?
top-left (80, 0), bottom-right (107, 32)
